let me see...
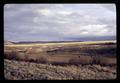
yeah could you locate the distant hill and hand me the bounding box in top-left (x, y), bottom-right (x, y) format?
top-left (66, 36), bottom-right (116, 41)
top-left (4, 40), bottom-right (14, 45)
top-left (15, 41), bottom-right (83, 44)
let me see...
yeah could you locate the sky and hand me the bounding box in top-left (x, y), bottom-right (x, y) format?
top-left (4, 4), bottom-right (116, 42)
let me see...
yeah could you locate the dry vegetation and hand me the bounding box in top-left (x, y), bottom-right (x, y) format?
top-left (4, 41), bottom-right (116, 80)
top-left (4, 59), bottom-right (116, 80)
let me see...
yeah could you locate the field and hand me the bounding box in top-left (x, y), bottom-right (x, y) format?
top-left (4, 40), bottom-right (117, 80)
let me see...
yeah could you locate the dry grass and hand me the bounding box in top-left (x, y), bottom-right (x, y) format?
top-left (69, 56), bottom-right (93, 65)
top-left (4, 59), bottom-right (116, 80)
top-left (4, 41), bottom-right (116, 66)
top-left (4, 41), bottom-right (116, 80)
top-left (4, 40), bottom-right (116, 47)
top-left (4, 50), bottom-right (116, 66)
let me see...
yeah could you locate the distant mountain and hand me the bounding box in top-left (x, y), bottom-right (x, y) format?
top-left (5, 36), bottom-right (116, 44)
top-left (15, 41), bottom-right (83, 44)
top-left (65, 36), bottom-right (116, 41)
top-left (4, 40), bottom-right (14, 45)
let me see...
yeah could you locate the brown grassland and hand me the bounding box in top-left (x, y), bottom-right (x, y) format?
top-left (4, 40), bottom-right (116, 80)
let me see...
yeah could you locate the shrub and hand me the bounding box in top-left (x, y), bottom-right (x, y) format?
top-left (69, 58), bottom-right (79, 65)
top-left (79, 56), bottom-right (93, 65)
top-left (69, 56), bottom-right (94, 65)
top-left (24, 54), bottom-right (30, 62)
top-left (103, 42), bottom-right (116, 45)
top-left (4, 51), bottom-right (19, 60)
top-left (51, 61), bottom-right (68, 66)
top-left (99, 57), bottom-right (116, 66)
top-left (92, 56), bottom-right (100, 64)
top-left (28, 58), bottom-right (36, 62)
top-left (35, 56), bottom-right (48, 64)
top-left (4, 52), bottom-right (10, 59)
top-left (4, 50), bottom-right (27, 61)
top-left (91, 56), bottom-right (116, 66)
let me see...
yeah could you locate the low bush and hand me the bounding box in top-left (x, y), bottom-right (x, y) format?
top-left (69, 58), bottom-right (79, 65)
top-left (69, 56), bottom-right (93, 65)
top-left (99, 57), bottom-right (116, 66)
top-left (4, 51), bottom-right (19, 60)
top-left (51, 61), bottom-right (68, 66)
top-left (35, 56), bottom-right (48, 64)
top-left (69, 56), bottom-right (116, 66)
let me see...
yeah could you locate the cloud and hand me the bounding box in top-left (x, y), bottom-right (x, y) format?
top-left (36, 9), bottom-right (53, 16)
top-left (60, 24), bottom-right (111, 37)
top-left (4, 4), bottom-right (116, 41)
top-left (58, 11), bottom-right (73, 15)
